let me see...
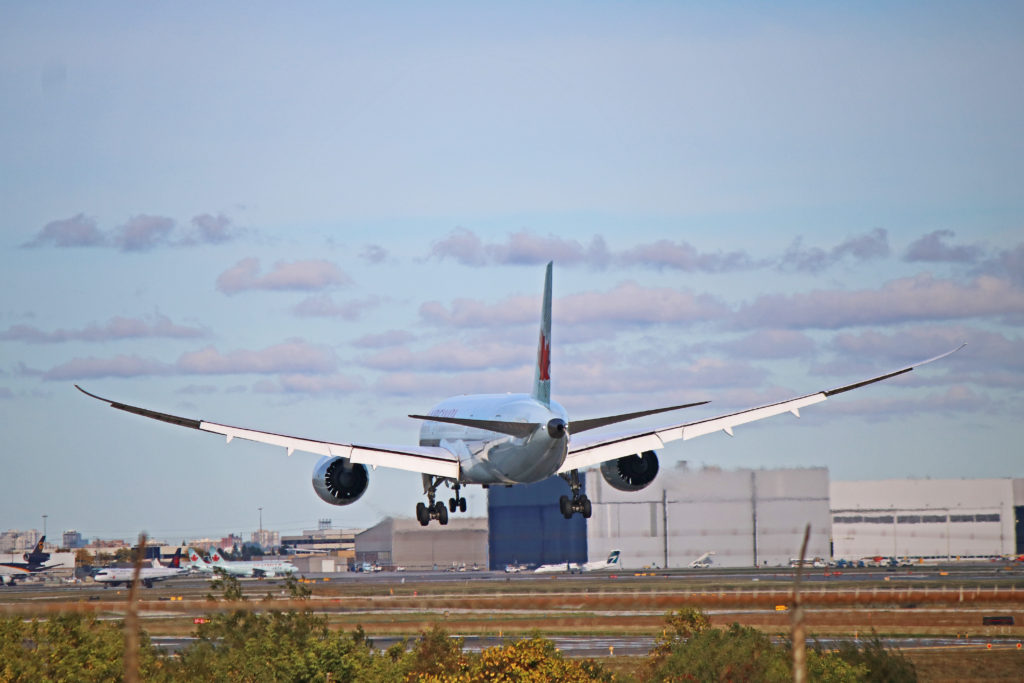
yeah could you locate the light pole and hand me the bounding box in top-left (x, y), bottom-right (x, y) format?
top-left (42, 514), bottom-right (47, 541)
top-left (258, 507), bottom-right (263, 549)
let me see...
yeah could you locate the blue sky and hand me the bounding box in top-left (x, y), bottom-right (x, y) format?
top-left (1, 2), bottom-right (1021, 543)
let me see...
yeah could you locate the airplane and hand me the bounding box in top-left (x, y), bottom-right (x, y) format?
top-left (690, 551), bottom-right (716, 569)
top-left (77, 263), bottom-right (964, 527)
top-left (93, 548), bottom-right (187, 588)
top-left (208, 548), bottom-right (298, 578)
top-left (535, 549), bottom-right (622, 574)
top-left (0, 536), bottom-right (59, 586)
top-left (186, 547), bottom-right (214, 573)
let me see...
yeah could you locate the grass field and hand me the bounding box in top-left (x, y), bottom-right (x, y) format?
top-left (4, 570), bottom-right (1024, 680)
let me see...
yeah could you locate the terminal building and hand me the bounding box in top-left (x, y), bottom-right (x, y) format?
top-left (483, 468), bottom-right (1024, 570)
top-left (585, 465), bottom-right (831, 569)
top-left (830, 478), bottom-right (1023, 561)
top-left (483, 464), bottom-right (831, 570)
top-left (355, 517), bottom-right (488, 570)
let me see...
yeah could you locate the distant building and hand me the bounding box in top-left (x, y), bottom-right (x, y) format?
top-left (62, 530), bottom-right (85, 549)
top-left (586, 464), bottom-right (832, 568)
top-left (281, 527), bottom-right (360, 554)
top-left (831, 478), bottom-right (1024, 561)
top-left (355, 517), bottom-right (488, 570)
top-left (219, 534), bottom-right (244, 551)
top-left (0, 529), bottom-right (42, 554)
top-left (251, 529), bottom-right (280, 549)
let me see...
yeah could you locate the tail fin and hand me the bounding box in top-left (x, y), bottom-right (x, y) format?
top-left (531, 262), bottom-right (553, 406)
top-left (168, 548), bottom-right (182, 569)
top-left (210, 548), bottom-right (224, 563)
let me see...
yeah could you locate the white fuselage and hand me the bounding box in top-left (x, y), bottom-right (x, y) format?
top-left (417, 393), bottom-right (569, 485)
top-left (211, 558), bottom-right (298, 578)
top-left (94, 565), bottom-right (186, 586)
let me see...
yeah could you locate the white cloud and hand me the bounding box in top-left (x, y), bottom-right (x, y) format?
top-left (22, 214), bottom-right (105, 248)
top-left (216, 258), bottom-right (352, 295)
top-left (735, 274), bottom-right (1024, 329)
top-left (292, 294), bottom-right (380, 320)
top-left (111, 214), bottom-right (175, 251)
top-left (176, 340), bottom-right (337, 375)
top-left (0, 314), bottom-right (206, 343)
top-left (421, 282), bottom-right (727, 328)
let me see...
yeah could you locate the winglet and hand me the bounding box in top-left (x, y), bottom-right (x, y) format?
top-left (824, 343), bottom-right (966, 397)
top-left (531, 262), bottom-right (553, 406)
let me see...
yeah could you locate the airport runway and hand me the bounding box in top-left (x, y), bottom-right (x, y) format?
top-left (147, 633), bottom-right (1024, 658)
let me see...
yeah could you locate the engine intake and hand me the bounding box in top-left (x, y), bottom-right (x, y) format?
top-left (312, 456), bottom-right (369, 506)
top-left (599, 450), bottom-right (660, 491)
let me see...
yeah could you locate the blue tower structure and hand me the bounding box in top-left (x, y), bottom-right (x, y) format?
top-left (487, 476), bottom-right (587, 570)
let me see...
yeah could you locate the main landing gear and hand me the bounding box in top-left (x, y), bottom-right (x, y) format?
top-left (416, 476), bottom-right (466, 526)
top-left (558, 469), bottom-right (592, 519)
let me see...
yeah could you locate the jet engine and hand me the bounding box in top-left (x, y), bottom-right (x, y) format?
top-left (312, 456), bottom-right (369, 506)
top-left (599, 450), bottom-right (660, 492)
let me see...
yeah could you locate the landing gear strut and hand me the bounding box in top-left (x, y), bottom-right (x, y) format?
top-left (416, 475), bottom-right (450, 526)
top-left (558, 469), bottom-right (592, 519)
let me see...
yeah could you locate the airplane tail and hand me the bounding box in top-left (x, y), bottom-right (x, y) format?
top-left (210, 548), bottom-right (225, 563)
top-left (167, 548), bottom-right (183, 569)
top-left (531, 262), bottom-right (553, 407)
top-left (23, 536), bottom-right (46, 562)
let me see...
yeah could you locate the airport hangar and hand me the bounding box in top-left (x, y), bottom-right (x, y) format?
top-left (350, 465), bottom-right (1024, 571)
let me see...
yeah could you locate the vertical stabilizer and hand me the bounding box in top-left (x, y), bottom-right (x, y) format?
top-left (531, 262), bottom-right (553, 406)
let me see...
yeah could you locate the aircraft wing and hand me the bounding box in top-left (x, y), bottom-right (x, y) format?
top-left (76, 386), bottom-right (460, 479)
top-left (559, 344), bottom-right (964, 474)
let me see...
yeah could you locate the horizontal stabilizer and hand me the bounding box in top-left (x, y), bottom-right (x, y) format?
top-left (408, 414), bottom-right (540, 439)
top-left (569, 401), bottom-right (710, 434)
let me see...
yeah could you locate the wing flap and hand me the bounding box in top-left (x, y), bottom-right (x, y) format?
top-left (680, 393), bottom-right (827, 441)
top-left (79, 386), bottom-right (459, 479)
top-left (559, 345), bottom-right (963, 473)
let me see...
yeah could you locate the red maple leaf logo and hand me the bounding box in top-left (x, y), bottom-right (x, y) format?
top-left (538, 331), bottom-right (551, 381)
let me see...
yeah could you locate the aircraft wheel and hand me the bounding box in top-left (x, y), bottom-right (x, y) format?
top-left (580, 496), bottom-right (592, 519)
top-left (416, 502), bottom-right (430, 526)
top-left (559, 495), bottom-right (573, 519)
top-left (435, 501), bottom-right (449, 525)
top-left (459, 498), bottom-right (467, 513)
top-left (449, 498), bottom-right (457, 513)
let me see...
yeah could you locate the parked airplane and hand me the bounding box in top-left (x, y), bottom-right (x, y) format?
top-left (77, 263), bottom-right (964, 527)
top-left (1, 536), bottom-right (58, 586)
top-left (690, 551), bottom-right (716, 568)
top-left (93, 548), bottom-right (186, 588)
top-left (535, 549), bottom-right (622, 574)
top-left (186, 548), bottom-right (214, 573)
top-left (208, 548), bottom-right (298, 578)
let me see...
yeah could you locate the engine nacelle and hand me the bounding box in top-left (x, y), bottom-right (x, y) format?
top-left (599, 450), bottom-right (660, 492)
top-left (312, 456), bottom-right (369, 506)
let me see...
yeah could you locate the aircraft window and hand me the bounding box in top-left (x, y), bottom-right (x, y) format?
top-left (862, 515), bottom-right (894, 524)
top-left (832, 515), bottom-right (863, 524)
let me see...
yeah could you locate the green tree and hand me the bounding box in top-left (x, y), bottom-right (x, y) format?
top-left (830, 633), bottom-right (916, 682)
top-left (647, 609), bottom-right (865, 683)
top-left (0, 613), bottom-right (167, 682)
top-left (74, 548), bottom-right (94, 566)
